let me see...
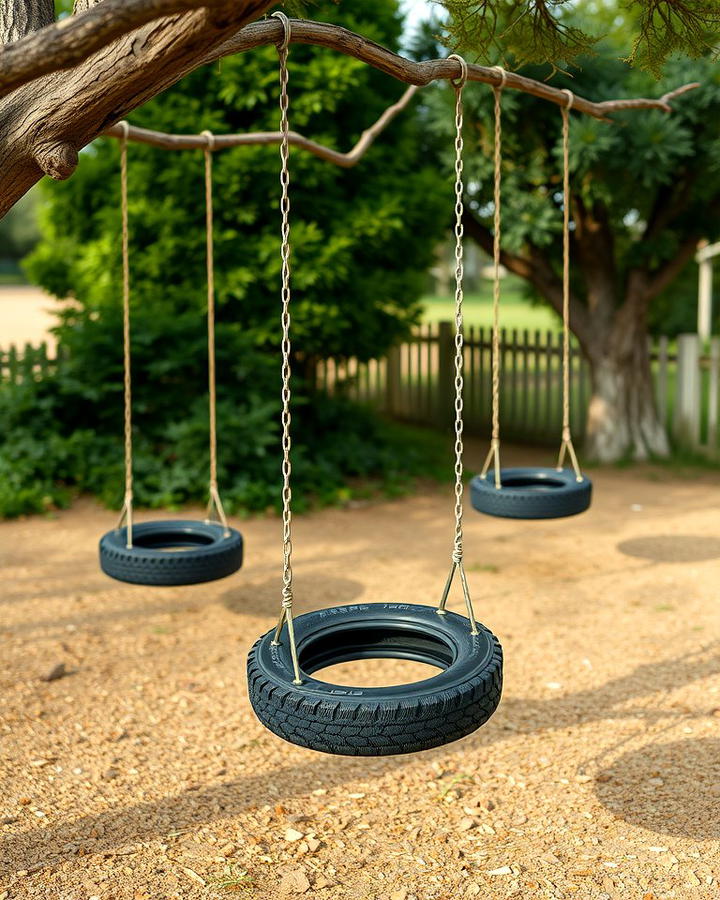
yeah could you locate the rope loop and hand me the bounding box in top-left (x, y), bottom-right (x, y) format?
top-left (448, 53), bottom-right (468, 89)
top-left (561, 88), bottom-right (575, 111)
top-left (200, 128), bottom-right (216, 151)
top-left (492, 65), bottom-right (507, 90)
top-left (272, 10), bottom-right (291, 51)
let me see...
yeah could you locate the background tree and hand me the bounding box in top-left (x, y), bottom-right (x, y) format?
top-left (0, 0), bottom-right (448, 516)
top-left (418, 9), bottom-right (720, 461)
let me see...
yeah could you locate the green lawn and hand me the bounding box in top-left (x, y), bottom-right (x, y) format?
top-left (421, 276), bottom-right (560, 332)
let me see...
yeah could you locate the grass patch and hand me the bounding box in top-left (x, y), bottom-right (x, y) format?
top-left (421, 277), bottom-right (559, 332)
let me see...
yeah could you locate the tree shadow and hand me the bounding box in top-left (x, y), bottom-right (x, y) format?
top-left (617, 535), bottom-right (720, 563)
top-left (4, 640), bottom-right (719, 876)
top-left (0, 752), bottom-right (409, 878)
top-left (594, 738), bottom-right (720, 839)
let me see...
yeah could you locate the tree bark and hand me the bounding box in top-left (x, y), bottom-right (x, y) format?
top-left (1, 0), bottom-right (53, 43)
top-left (585, 303), bottom-right (670, 462)
top-left (0, 0), bottom-right (274, 216)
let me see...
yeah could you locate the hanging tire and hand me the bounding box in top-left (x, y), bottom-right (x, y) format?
top-left (470, 467), bottom-right (592, 520)
top-left (99, 519), bottom-right (243, 586)
top-left (247, 603), bottom-right (502, 757)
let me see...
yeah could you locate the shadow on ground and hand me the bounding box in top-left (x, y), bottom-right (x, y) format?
top-left (4, 641), bottom-right (720, 875)
top-left (220, 575), bottom-right (366, 618)
top-left (595, 738), bottom-right (720, 839)
top-left (617, 535), bottom-right (720, 563)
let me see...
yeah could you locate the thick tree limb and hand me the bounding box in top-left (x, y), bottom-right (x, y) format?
top-left (102, 85), bottom-right (418, 167)
top-left (0, 0), bottom-right (274, 216)
top-left (0, 0), bottom-right (259, 101)
top-left (1, 0), bottom-right (54, 42)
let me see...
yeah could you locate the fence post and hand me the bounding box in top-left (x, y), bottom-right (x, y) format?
top-left (437, 321), bottom-right (454, 428)
top-left (708, 338), bottom-right (719, 451)
top-left (386, 344), bottom-right (402, 416)
top-left (675, 333), bottom-right (701, 447)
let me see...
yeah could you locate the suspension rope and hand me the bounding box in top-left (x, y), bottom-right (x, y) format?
top-left (269, 11), bottom-right (302, 686)
top-left (480, 66), bottom-right (506, 489)
top-left (556, 89), bottom-right (583, 481)
top-left (200, 130), bottom-right (231, 533)
top-left (437, 55), bottom-right (478, 635)
top-left (116, 121), bottom-right (134, 548)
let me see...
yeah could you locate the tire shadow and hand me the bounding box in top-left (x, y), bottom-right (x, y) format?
top-left (594, 738), bottom-right (720, 839)
top-left (617, 535), bottom-right (720, 563)
top-left (219, 574), bottom-right (366, 618)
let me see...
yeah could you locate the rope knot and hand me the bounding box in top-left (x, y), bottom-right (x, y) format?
top-left (281, 586), bottom-right (293, 609)
top-left (452, 546), bottom-right (463, 565)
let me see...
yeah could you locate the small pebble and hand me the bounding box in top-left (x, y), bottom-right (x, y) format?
top-left (40, 662), bottom-right (69, 683)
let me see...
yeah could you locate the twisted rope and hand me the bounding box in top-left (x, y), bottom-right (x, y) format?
top-left (437, 55), bottom-right (478, 635)
top-left (480, 67), bottom-right (506, 489)
top-left (116, 121), bottom-right (134, 547)
top-left (269, 11), bottom-right (302, 685)
top-left (556, 90), bottom-right (583, 481)
top-left (200, 129), bottom-right (231, 533)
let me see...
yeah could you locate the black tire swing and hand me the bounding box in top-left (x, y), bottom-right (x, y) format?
top-left (470, 81), bottom-right (592, 520)
top-left (248, 22), bottom-right (502, 758)
top-left (99, 125), bottom-right (243, 586)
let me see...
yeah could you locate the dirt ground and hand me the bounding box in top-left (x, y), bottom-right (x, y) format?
top-left (2, 442), bottom-right (720, 900)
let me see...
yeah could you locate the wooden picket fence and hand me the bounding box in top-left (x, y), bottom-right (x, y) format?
top-left (0, 342), bottom-right (60, 384)
top-left (2, 329), bottom-right (719, 453)
top-left (316, 324), bottom-right (720, 454)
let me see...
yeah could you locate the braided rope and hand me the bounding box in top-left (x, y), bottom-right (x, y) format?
top-left (556, 90), bottom-right (583, 481)
top-left (480, 67), bottom-right (506, 488)
top-left (200, 130), bottom-right (231, 533)
top-left (269, 12), bottom-right (302, 685)
top-left (437, 56), bottom-right (478, 635)
top-left (116, 121), bottom-right (134, 547)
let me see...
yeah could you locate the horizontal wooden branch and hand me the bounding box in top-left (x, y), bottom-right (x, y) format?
top-left (209, 20), bottom-right (700, 121)
top-left (0, 12), bottom-right (700, 119)
top-left (103, 85), bottom-right (418, 166)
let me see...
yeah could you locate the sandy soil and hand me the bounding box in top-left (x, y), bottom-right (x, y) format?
top-left (2, 441), bottom-right (720, 900)
top-left (0, 287), bottom-right (61, 351)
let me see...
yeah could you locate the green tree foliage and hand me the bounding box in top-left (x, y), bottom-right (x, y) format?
top-left (437, 0), bottom-right (720, 75)
top-left (1, 0), bottom-right (447, 517)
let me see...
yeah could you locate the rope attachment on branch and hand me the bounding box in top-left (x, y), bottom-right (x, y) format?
top-left (556, 89), bottom-right (583, 481)
top-left (116, 120), bottom-right (134, 547)
top-left (436, 55), bottom-right (478, 636)
top-left (200, 129), bottom-right (230, 533)
top-left (269, 11), bottom-right (302, 686)
top-left (480, 66), bottom-right (507, 489)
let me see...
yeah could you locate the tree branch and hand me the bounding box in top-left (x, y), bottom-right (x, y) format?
top-left (0, 15), bottom-right (701, 117)
top-left (644, 234), bottom-right (702, 302)
top-left (103, 85), bottom-right (418, 167)
top-left (1, 0), bottom-right (54, 43)
top-left (462, 208), bottom-right (593, 352)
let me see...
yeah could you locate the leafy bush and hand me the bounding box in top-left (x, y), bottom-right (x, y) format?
top-left (1, 0), bottom-right (450, 518)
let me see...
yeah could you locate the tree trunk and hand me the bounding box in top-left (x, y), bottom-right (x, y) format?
top-left (585, 304), bottom-right (669, 462)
